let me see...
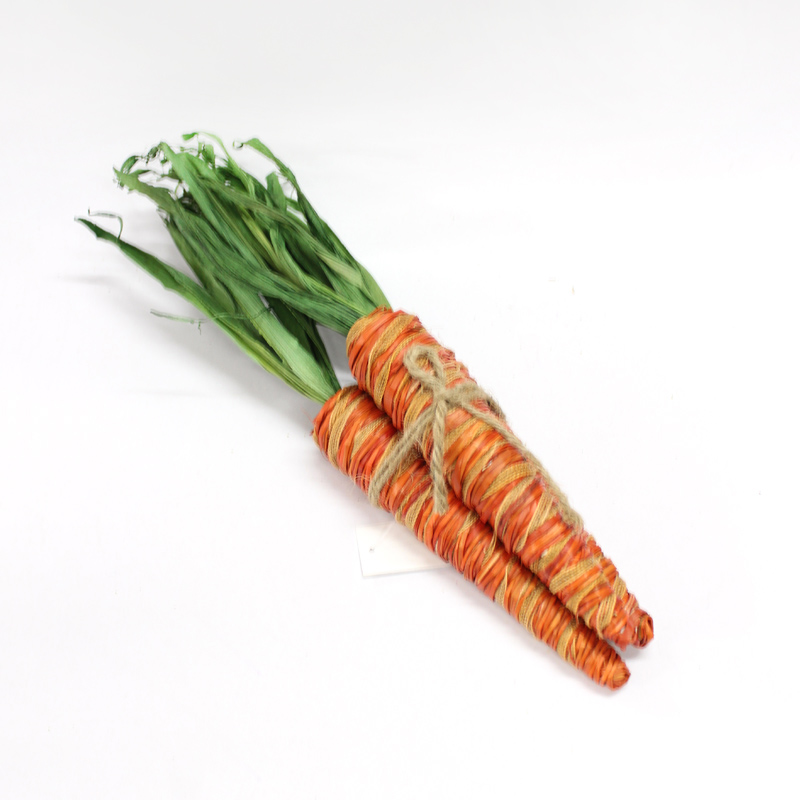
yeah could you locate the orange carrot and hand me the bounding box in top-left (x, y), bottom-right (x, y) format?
top-left (347, 307), bottom-right (651, 649)
top-left (85, 135), bottom-right (650, 677)
top-left (313, 385), bottom-right (630, 689)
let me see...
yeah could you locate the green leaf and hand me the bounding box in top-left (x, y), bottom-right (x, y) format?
top-left (77, 218), bottom-right (339, 403)
top-left (84, 134), bottom-right (391, 401)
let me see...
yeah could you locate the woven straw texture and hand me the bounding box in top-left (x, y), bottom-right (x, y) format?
top-left (313, 385), bottom-right (630, 689)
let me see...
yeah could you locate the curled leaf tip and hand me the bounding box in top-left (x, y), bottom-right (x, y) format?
top-left (83, 210), bottom-right (124, 238)
top-left (120, 154), bottom-right (139, 173)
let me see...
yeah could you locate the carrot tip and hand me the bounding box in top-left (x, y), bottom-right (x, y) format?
top-left (635, 613), bottom-right (654, 648)
top-left (610, 662), bottom-right (631, 690)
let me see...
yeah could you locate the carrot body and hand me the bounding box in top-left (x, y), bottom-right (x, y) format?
top-left (347, 307), bottom-right (650, 649)
top-left (313, 385), bottom-right (630, 689)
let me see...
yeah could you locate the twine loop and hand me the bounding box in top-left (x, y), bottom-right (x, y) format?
top-left (366, 345), bottom-right (502, 514)
top-left (367, 345), bottom-right (584, 533)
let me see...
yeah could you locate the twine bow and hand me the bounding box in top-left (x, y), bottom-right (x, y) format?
top-left (367, 345), bottom-right (584, 533)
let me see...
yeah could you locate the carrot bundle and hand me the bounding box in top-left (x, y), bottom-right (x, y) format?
top-left (81, 132), bottom-right (653, 687)
top-left (314, 385), bottom-right (629, 689)
top-left (347, 308), bottom-right (652, 649)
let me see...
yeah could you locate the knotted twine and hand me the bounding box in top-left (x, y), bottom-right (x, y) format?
top-left (366, 344), bottom-right (585, 536)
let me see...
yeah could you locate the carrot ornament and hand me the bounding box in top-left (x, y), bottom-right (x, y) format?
top-left (315, 386), bottom-right (629, 689)
top-left (79, 132), bottom-right (651, 683)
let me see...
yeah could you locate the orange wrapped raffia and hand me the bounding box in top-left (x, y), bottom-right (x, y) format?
top-left (313, 385), bottom-right (630, 689)
top-left (347, 308), bottom-right (653, 649)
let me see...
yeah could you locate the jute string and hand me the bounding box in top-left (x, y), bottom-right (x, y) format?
top-left (367, 344), bottom-right (584, 535)
top-left (313, 386), bottom-right (631, 686)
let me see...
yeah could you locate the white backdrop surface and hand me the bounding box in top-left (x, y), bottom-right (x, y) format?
top-left (2, 2), bottom-right (798, 797)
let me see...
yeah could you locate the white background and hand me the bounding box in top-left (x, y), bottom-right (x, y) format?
top-left (2, 1), bottom-right (798, 796)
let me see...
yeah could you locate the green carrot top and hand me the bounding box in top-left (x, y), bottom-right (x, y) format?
top-left (79, 133), bottom-right (391, 403)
